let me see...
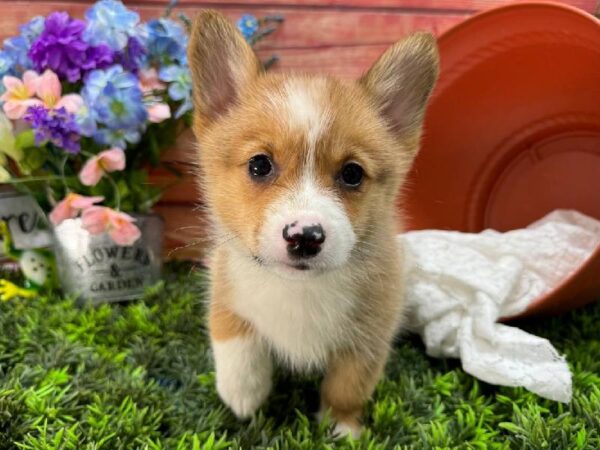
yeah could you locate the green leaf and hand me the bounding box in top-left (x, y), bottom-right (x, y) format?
top-left (18, 146), bottom-right (48, 174)
top-left (15, 130), bottom-right (36, 150)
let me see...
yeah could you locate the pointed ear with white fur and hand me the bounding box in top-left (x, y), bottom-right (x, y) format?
top-left (360, 32), bottom-right (439, 138)
top-left (187, 10), bottom-right (262, 130)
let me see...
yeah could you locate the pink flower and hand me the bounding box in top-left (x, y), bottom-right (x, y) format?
top-left (0, 70), bottom-right (83, 120)
top-left (35, 69), bottom-right (83, 113)
top-left (81, 206), bottom-right (141, 246)
top-left (49, 193), bottom-right (104, 226)
top-left (1, 71), bottom-right (40, 119)
top-left (139, 68), bottom-right (165, 93)
top-left (79, 147), bottom-right (126, 186)
top-left (140, 69), bottom-right (170, 123)
top-left (147, 103), bottom-right (171, 123)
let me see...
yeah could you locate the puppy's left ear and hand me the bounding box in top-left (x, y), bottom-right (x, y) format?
top-left (360, 32), bottom-right (439, 139)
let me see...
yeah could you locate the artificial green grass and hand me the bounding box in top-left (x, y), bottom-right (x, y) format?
top-left (0, 262), bottom-right (598, 449)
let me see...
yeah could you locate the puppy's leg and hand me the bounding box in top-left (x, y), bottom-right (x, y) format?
top-left (320, 350), bottom-right (387, 438)
top-left (210, 299), bottom-right (273, 419)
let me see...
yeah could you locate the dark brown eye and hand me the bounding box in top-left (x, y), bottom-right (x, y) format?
top-left (339, 162), bottom-right (364, 187)
top-left (248, 154), bottom-right (273, 179)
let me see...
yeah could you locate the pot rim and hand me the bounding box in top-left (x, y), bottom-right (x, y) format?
top-left (50, 211), bottom-right (165, 232)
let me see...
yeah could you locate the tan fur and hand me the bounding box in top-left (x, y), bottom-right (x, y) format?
top-left (321, 350), bottom-right (387, 427)
top-left (188, 10), bottom-right (262, 130)
top-left (188, 10), bottom-right (439, 436)
top-left (210, 303), bottom-right (252, 341)
top-left (208, 250), bottom-right (253, 340)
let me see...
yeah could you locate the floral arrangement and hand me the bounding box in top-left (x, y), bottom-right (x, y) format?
top-left (0, 1), bottom-right (281, 246)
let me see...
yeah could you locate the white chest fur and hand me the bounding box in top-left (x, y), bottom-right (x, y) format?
top-left (225, 255), bottom-right (358, 370)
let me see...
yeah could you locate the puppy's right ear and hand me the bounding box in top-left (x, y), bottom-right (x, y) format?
top-left (188, 10), bottom-right (262, 131)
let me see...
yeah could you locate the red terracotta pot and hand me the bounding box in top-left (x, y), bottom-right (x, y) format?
top-left (404, 1), bottom-right (600, 317)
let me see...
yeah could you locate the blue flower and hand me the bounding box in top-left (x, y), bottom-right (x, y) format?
top-left (83, 65), bottom-right (148, 147)
top-left (74, 102), bottom-right (97, 137)
top-left (159, 64), bottom-right (192, 118)
top-left (84, 0), bottom-right (141, 51)
top-left (94, 128), bottom-right (141, 149)
top-left (3, 37), bottom-right (31, 71)
top-left (146, 18), bottom-right (188, 65)
top-left (20, 16), bottom-right (45, 43)
top-left (237, 14), bottom-right (259, 41)
top-left (0, 52), bottom-right (14, 92)
top-left (1, 16), bottom-right (44, 74)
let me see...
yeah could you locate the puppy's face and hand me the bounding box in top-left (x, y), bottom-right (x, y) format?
top-left (188, 12), bottom-right (438, 278)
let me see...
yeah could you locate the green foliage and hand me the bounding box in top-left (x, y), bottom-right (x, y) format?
top-left (10, 120), bottom-right (183, 215)
top-left (0, 263), bottom-right (599, 449)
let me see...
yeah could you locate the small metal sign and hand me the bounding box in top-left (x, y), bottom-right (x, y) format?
top-left (0, 190), bottom-right (52, 251)
top-left (53, 214), bottom-right (164, 304)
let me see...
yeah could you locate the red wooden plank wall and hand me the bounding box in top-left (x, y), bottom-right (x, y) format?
top-left (1, 1), bottom-right (598, 257)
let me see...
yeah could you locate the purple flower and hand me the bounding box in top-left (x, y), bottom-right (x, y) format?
top-left (114, 37), bottom-right (146, 73)
top-left (24, 106), bottom-right (81, 154)
top-left (28, 12), bottom-right (114, 82)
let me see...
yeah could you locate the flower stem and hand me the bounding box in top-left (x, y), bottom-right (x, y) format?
top-left (60, 155), bottom-right (69, 191)
top-left (7, 176), bottom-right (66, 184)
top-left (104, 173), bottom-right (121, 211)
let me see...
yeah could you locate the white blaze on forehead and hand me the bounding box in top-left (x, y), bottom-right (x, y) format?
top-left (283, 78), bottom-right (331, 167)
top-left (258, 78), bottom-right (357, 272)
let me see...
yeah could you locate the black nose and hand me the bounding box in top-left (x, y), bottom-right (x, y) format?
top-left (283, 223), bottom-right (326, 259)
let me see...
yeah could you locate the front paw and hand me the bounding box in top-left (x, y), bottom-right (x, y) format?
top-left (317, 409), bottom-right (363, 439)
top-left (213, 337), bottom-right (273, 419)
top-left (332, 421), bottom-right (362, 439)
top-left (216, 374), bottom-right (271, 419)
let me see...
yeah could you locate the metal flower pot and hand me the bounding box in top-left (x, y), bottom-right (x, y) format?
top-left (52, 213), bottom-right (164, 304)
top-left (0, 188), bottom-right (52, 253)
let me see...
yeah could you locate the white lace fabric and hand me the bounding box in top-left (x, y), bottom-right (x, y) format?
top-left (400, 210), bottom-right (600, 403)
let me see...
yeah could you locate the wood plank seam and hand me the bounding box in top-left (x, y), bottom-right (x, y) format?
top-left (11, 0), bottom-right (597, 15)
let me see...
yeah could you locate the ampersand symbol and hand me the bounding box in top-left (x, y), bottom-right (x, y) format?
top-left (110, 264), bottom-right (120, 278)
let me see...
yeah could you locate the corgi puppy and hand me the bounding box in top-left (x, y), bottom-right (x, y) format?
top-left (188, 10), bottom-right (439, 437)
